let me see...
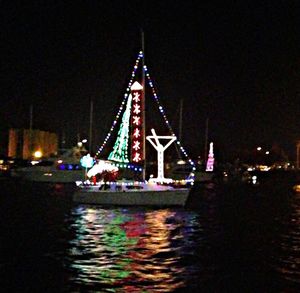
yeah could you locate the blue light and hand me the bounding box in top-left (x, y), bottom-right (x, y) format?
top-left (58, 164), bottom-right (65, 170)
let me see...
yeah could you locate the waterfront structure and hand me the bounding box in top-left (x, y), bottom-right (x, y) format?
top-left (8, 128), bottom-right (58, 159)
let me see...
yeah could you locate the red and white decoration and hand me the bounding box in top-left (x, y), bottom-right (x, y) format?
top-left (206, 142), bottom-right (215, 172)
top-left (130, 81), bottom-right (144, 163)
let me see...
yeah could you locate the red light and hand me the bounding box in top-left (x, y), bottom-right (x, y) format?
top-left (133, 92), bottom-right (141, 102)
top-left (133, 116), bottom-right (140, 125)
top-left (133, 128), bottom-right (140, 138)
top-left (132, 141), bottom-right (140, 150)
top-left (133, 104), bottom-right (141, 114)
top-left (132, 152), bottom-right (141, 162)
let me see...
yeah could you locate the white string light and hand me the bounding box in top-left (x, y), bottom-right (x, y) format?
top-left (143, 63), bottom-right (195, 169)
top-left (95, 51), bottom-right (143, 158)
top-left (95, 50), bottom-right (195, 171)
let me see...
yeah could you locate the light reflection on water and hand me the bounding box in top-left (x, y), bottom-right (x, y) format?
top-left (272, 193), bottom-right (300, 285)
top-left (67, 207), bottom-right (203, 292)
top-left (1, 178), bottom-right (300, 291)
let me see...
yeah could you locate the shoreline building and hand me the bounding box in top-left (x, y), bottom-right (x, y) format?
top-left (8, 128), bottom-right (58, 159)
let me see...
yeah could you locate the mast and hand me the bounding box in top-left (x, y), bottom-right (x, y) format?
top-left (89, 99), bottom-right (93, 153)
top-left (297, 141), bottom-right (300, 169)
top-left (179, 99), bottom-right (183, 141)
top-left (141, 29), bottom-right (146, 181)
top-left (29, 104), bottom-right (33, 157)
top-left (204, 118), bottom-right (209, 164)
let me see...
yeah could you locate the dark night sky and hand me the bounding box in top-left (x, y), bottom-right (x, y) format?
top-left (1, 0), bottom-right (299, 161)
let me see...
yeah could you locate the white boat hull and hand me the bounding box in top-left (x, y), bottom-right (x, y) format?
top-left (73, 185), bottom-right (190, 206)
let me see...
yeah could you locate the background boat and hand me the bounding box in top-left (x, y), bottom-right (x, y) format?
top-left (11, 145), bottom-right (87, 183)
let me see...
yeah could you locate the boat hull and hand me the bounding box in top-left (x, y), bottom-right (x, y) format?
top-left (73, 187), bottom-right (190, 206)
top-left (11, 168), bottom-right (85, 183)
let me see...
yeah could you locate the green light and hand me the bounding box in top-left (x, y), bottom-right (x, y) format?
top-left (108, 94), bottom-right (132, 162)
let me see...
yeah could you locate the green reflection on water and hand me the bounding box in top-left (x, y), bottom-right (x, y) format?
top-left (68, 207), bottom-right (189, 292)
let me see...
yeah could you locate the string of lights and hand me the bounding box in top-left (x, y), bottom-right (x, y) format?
top-left (143, 64), bottom-right (195, 169)
top-left (95, 50), bottom-right (195, 170)
top-left (95, 51), bottom-right (143, 158)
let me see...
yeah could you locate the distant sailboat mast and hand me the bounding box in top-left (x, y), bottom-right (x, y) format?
top-left (179, 99), bottom-right (183, 142)
top-left (141, 29), bottom-right (146, 181)
top-left (204, 118), bottom-right (209, 164)
top-left (174, 99), bottom-right (183, 160)
top-left (29, 104), bottom-right (33, 156)
top-left (89, 99), bottom-right (93, 153)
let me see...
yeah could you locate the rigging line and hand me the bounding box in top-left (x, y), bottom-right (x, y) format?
top-left (143, 64), bottom-right (194, 166)
top-left (95, 51), bottom-right (143, 158)
top-left (169, 101), bottom-right (182, 158)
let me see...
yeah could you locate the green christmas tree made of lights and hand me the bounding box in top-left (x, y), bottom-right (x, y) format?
top-left (108, 94), bottom-right (132, 162)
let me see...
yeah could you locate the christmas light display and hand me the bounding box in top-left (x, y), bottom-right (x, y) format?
top-left (87, 160), bottom-right (119, 177)
top-left (143, 64), bottom-right (195, 170)
top-left (95, 51), bottom-right (143, 158)
top-left (94, 50), bottom-right (195, 173)
top-left (80, 154), bottom-right (94, 168)
top-left (146, 128), bottom-right (176, 183)
top-left (206, 142), bottom-right (214, 172)
top-left (130, 81), bottom-right (144, 163)
top-left (108, 94), bottom-right (132, 162)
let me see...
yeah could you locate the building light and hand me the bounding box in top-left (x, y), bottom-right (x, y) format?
top-left (33, 150), bottom-right (42, 158)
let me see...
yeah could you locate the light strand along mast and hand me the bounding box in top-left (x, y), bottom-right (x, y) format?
top-left (141, 30), bottom-right (146, 181)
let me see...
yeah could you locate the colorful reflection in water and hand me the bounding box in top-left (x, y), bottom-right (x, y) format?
top-left (272, 194), bottom-right (300, 285)
top-left (2, 178), bottom-right (300, 291)
top-left (67, 207), bottom-right (201, 291)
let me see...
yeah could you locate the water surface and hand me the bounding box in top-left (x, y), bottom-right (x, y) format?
top-left (0, 175), bottom-right (299, 292)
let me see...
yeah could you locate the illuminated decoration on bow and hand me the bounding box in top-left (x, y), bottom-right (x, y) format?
top-left (87, 160), bottom-right (119, 178)
top-left (206, 142), bottom-right (215, 172)
top-left (130, 81), bottom-right (144, 163)
top-left (108, 94), bottom-right (132, 162)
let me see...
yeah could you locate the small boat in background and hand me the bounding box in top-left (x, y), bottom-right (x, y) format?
top-left (167, 162), bottom-right (214, 183)
top-left (10, 145), bottom-right (87, 183)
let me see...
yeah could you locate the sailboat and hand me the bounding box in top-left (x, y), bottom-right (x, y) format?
top-left (73, 50), bottom-right (195, 206)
